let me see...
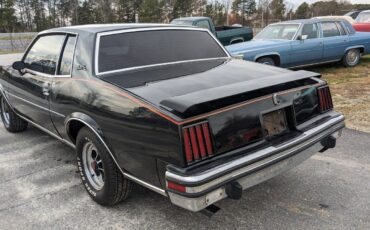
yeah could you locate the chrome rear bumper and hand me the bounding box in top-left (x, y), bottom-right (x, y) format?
top-left (165, 114), bottom-right (345, 212)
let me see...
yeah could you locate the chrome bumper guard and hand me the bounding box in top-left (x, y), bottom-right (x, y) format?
top-left (166, 114), bottom-right (345, 212)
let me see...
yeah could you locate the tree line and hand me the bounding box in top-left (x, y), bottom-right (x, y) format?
top-left (0, 0), bottom-right (369, 33)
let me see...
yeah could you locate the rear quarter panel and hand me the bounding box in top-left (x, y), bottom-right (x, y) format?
top-left (349, 32), bottom-right (370, 55)
top-left (50, 77), bottom-right (182, 189)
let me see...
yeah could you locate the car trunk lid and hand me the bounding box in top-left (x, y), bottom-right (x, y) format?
top-left (101, 59), bottom-right (319, 119)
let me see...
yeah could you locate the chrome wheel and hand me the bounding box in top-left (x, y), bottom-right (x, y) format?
top-left (346, 49), bottom-right (360, 66)
top-left (82, 141), bottom-right (104, 190)
top-left (1, 98), bottom-right (10, 126)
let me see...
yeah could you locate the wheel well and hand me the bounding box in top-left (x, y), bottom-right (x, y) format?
top-left (257, 55), bottom-right (281, 66)
top-left (358, 47), bottom-right (364, 54)
top-left (230, 39), bottom-right (244, 45)
top-left (67, 120), bottom-right (85, 144)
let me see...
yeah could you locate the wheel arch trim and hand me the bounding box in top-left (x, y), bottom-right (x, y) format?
top-left (64, 115), bottom-right (168, 197)
top-left (230, 37), bottom-right (244, 44)
top-left (253, 52), bottom-right (281, 62)
top-left (344, 45), bottom-right (365, 53)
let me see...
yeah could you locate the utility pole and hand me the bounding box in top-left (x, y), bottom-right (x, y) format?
top-left (242, 0), bottom-right (245, 26)
top-left (75, 0), bottom-right (78, 25)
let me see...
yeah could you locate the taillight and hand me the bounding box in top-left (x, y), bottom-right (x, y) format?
top-left (182, 121), bottom-right (214, 164)
top-left (167, 181), bottom-right (186, 193)
top-left (317, 86), bottom-right (333, 113)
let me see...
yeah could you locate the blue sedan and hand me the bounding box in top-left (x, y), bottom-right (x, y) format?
top-left (226, 18), bottom-right (370, 68)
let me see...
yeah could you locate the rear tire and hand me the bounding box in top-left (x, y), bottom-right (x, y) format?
top-left (76, 127), bottom-right (132, 206)
top-left (342, 49), bottom-right (361, 67)
top-left (257, 57), bottom-right (276, 66)
top-left (0, 96), bottom-right (28, 132)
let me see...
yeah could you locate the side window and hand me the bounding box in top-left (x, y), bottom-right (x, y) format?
top-left (58, 35), bottom-right (77, 75)
top-left (195, 20), bottom-right (211, 31)
top-left (321, 22), bottom-right (341, 38)
top-left (23, 35), bottom-right (65, 75)
top-left (301, 23), bottom-right (319, 39)
top-left (336, 22), bottom-right (347, 35)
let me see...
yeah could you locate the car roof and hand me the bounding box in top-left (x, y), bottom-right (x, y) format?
top-left (172, 17), bottom-right (210, 21)
top-left (359, 10), bottom-right (370, 13)
top-left (271, 18), bottom-right (347, 25)
top-left (40, 23), bottom-right (190, 35)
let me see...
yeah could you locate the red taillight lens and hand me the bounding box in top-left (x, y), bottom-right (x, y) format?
top-left (182, 122), bottom-right (214, 164)
top-left (317, 86), bottom-right (333, 113)
top-left (167, 181), bottom-right (186, 193)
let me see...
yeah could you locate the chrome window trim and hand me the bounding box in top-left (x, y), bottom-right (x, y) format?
top-left (21, 32), bottom-right (79, 78)
top-left (296, 23), bottom-right (320, 40)
top-left (94, 27), bottom-right (231, 76)
top-left (336, 21), bottom-right (348, 36)
top-left (320, 21), bottom-right (344, 38)
top-left (256, 23), bottom-right (302, 41)
top-left (65, 117), bottom-right (168, 197)
top-left (291, 23), bottom-right (304, 40)
top-left (55, 33), bottom-right (79, 78)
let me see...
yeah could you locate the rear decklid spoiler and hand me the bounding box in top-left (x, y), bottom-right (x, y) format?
top-left (160, 70), bottom-right (320, 116)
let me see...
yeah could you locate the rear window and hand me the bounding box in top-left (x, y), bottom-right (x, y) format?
top-left (97, 29), bottom-right (227, 73)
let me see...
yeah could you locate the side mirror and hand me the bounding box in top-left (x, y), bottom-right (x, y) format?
top-left (12, 61), bottom-right (26, 71)
top-left (297, 35), bottom-right (308, 41)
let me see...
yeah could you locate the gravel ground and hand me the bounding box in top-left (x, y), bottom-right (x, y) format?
top-left (0, 124), bottom-right (369, 230)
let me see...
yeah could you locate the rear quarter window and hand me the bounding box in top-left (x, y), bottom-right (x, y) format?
top-left (97, 29), bottom-right (227, 73)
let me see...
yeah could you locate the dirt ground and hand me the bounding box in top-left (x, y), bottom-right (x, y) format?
top-left (308, 55), bottom-right (370, 133)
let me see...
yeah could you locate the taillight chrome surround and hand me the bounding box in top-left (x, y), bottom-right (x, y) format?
top-left (182, 121), bottom-right (214, 164)
top-left (317, 86), bottom-right (333, 113)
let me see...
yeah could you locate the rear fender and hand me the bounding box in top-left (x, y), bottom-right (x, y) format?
top-left (64, 112), bottom-right (168, 196)
top-left (64, 112), bottom-right (103, 141)
top-left (345, 45), bottom-right (365, 54)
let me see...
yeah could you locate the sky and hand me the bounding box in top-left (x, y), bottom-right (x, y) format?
top-left (285, 0), bottom-right (370, 9)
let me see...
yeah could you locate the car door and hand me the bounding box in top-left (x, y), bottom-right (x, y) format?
top-left (321, 21), bottom-right (349, 61)
top-left (290, 23), bottom-right (324, 67)
top-left (7, 34), bottom-right (66, 134)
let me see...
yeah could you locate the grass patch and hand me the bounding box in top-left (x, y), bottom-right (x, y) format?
top-left (0, 50), bottom-right (23, 55)
top-left (0, 35), bottom-right (35, 41)
top-left (306, 55), bottom-right (370, 133)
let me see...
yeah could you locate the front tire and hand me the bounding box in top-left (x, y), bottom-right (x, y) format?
top-left (76, 127), bottom-right (132, 206)
top-left (0, 96), bottom-right (28, 132)
top-left (342, 49), bottom-right (361, 67)
top-left (257, 57), bottom-right (276, 66)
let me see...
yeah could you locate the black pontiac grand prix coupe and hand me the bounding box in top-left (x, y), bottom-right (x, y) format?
top-left (0, 24), bottom-right (345, 212)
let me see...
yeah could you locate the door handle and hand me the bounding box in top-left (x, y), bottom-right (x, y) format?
top-left (42, 88), bottom-right (49, 96)
top-left (42, 83), bottom-right (50, 96)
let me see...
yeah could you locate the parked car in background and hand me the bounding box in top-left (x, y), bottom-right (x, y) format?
top-left (0, 24), bottom-right (345, 212)
top-left (226, 19), bottom-right (370, 68)
top-left (171, 17), bottom-right (253, 45)
top-left (353, 10), bottom-right (370, 32)
top-left (314, 16), bottom-right (355, 24)
top-left (345, 10), bottom-right (361, 20)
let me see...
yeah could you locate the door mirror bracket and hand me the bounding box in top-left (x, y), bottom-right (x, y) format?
top-left (297, 35), bottom-right (308, 41)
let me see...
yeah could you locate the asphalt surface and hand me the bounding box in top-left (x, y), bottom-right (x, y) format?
top-left (0, 123), bottom-right (369, 229)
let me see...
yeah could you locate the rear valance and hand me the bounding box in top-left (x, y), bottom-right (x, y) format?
top-left (160, 70), bottom-right (320, 116)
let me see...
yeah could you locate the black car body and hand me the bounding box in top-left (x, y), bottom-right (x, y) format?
top-left (0, 24), bottom-right (345, 212)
